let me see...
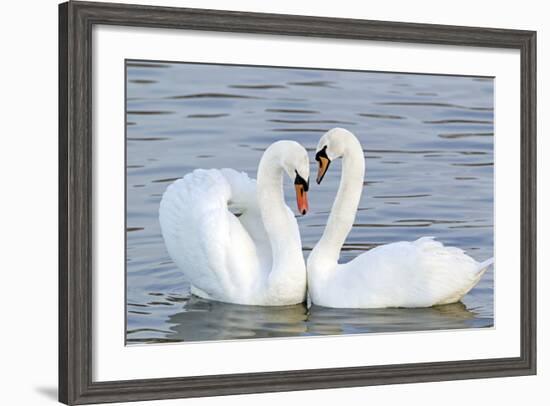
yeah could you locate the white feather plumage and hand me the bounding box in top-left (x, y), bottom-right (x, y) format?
top-left (159, 142), bottom-right (309, 306)
top-left (308, 129), bottom-right (493, 309)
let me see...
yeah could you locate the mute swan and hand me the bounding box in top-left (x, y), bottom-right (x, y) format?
top-left (307, 128), bottom-right (493, 309)
top-left (159, 141), bottom-right (310, 306)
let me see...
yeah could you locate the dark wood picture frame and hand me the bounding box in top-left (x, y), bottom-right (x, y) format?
top-left (59, 1), bottom-right (537, 404)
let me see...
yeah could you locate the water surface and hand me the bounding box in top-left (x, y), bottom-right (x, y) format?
top-left (126, 61), bottom-right (494, 344)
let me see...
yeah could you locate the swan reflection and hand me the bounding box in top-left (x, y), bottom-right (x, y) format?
top-left (306, 301), bottom-right (481, 336)
top-left (162, 297), bottom-right (486, 343)
top-left (165, 296), bottom-right (308, 342)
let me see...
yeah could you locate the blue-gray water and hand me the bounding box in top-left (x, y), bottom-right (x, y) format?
top-left (126, 61), bottom-right (494, 344)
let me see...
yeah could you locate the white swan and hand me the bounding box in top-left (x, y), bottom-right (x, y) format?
top-left (307, 128), bottom-right (493, 309)
top-left (159, 141), bottom-right (310, 306)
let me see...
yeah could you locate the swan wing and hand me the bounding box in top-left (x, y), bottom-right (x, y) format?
top-left (328, 237), bottom-right (491, 308)
top-left (159, 168), bottom-right (265, 303)
top-left (219, 168), bottom-right (272, 272)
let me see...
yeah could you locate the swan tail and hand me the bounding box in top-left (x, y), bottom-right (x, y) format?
top-left (476, 257), bottom-right (494, 276)
top-left (447, 257), bottom-right (493, 304)
top-left (409, 237), bottom-right (492, 305)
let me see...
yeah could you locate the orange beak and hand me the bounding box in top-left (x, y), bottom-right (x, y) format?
top-left (316, 156), bottom-right (330, 184)
top-left (295, 184), bottom-right (309, 215)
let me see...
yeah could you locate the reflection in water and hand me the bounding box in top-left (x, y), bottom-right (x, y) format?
top-left (166, 297), bottom-right (308, 342)
top-left (307, 302), bottom-right (482, 335)
top-left (129, 297), bottom-right (484, 344)
top-left (125, 61), bottom-right (494, 345)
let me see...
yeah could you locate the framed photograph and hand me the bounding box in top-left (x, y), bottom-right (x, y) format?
top-left (59, 1), bottom-right (536, 404)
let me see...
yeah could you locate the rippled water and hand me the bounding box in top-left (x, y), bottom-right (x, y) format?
top-left (126, 61), bottom-right (494, 344)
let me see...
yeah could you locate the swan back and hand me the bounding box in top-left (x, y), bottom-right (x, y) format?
top-left (159, 169), bottom-right (265, 303)
top-left (311, 237), bottom-right (492, 308)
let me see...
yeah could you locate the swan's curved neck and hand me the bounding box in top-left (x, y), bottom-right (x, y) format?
top-left (310, 136), bottom-right (365, 270)
top-left (257, 146), bottom-right (304, 286)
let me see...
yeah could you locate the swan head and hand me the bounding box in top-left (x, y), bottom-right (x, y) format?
top-left (283, 142), bottom-right (310, 216)
top-left (263, 140), bottom-right (310, 215)
top-left (315, 128), bottom-right (357, 184)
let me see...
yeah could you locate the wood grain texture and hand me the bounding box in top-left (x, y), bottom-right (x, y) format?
top-left (58, 2), bottom-right (69, 404)
top-left (58, 1), bottom-right (537, 404)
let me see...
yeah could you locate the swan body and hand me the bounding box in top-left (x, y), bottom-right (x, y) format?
top-left (159, 141), bottom-right (309, 306)
top-left (307, 128), bottom-right (493, 309)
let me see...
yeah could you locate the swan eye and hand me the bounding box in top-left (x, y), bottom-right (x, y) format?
top-left (294, 171), bottom-right (309, 192)
top-left (315, 146), bottom-right (331, 184)
top-left (315, 145), bottom-right (328, 162)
